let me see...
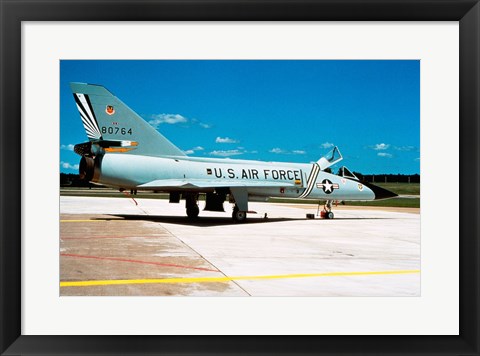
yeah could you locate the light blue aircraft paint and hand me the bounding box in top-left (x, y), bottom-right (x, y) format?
top-left (70, 83), bottom-right (397, 222)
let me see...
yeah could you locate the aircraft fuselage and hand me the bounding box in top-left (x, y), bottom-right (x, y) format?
top-left (93, 153), bottom-right (375, 201)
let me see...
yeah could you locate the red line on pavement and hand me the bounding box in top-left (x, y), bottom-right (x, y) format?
top-left (62, 235), bottom-right (163, 240)
top-left (122, 191), bottom-right (138, 205)
top-left (60, 253), bottom-right (219, 272)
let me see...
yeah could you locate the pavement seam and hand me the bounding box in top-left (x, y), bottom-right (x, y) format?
top-left (159, 223), bottom-right (252, 297)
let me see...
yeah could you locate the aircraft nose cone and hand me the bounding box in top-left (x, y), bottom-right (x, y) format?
top-left (363, 182), bottom-right (398, 200)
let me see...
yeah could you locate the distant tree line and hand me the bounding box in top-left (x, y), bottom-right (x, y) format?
top-left (60, 173), bottom-right (95, 187)
top-left (353, 173), bottom-right (420, 183)
top-left (61, 172), bottom-right (420, 187)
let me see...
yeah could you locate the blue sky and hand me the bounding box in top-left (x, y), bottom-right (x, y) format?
top-left (60, 60), bottom-right (420, 174)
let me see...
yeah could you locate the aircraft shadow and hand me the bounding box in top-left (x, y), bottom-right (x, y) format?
top-left (108, 214), bottom-right (300, 227)
top-left (105, 214), bottom-right (389, 227)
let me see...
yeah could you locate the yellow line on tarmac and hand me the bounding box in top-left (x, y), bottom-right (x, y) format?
top-left (60, 269), bottom-right (420, 287)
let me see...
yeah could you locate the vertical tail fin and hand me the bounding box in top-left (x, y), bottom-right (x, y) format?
top-left (69, 82), bottom-right (185, 157)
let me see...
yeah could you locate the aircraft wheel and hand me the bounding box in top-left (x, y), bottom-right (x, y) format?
top-left (186, 205), bottom-right (200, 219)
top-left (232, 207), bottom-right (247, 223)
top-left (326, 212), bottom-right (334, 219)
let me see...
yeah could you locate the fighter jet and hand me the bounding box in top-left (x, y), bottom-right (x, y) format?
top-left (69, 83), bottom-right (397, 222)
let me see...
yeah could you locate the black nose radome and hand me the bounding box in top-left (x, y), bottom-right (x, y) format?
top-left (362, 182), bottom-right (398, 200)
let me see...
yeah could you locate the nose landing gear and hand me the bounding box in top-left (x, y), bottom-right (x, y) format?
top-left (320, 200), bottom-right (335, 219)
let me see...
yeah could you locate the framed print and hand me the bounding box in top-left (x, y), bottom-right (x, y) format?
top-left (1, 0), bottom-right (479, 355)
top-left (57, 59), bottom-right (421, 299)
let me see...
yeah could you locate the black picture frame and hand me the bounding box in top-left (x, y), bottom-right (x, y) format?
top-left (1, 1), bottom-right (479, 355)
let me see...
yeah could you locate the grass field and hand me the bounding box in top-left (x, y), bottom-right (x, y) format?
top-left (372, 182), bottom-right (420, 195)
top-left (61, 182), bottom-right (420, 208)
top-left (268, 197), bottom-right (419, 208)
top-left (60, 187), bottom-right (169, 199)
top-left (341, 198), bottom-right (419, 208)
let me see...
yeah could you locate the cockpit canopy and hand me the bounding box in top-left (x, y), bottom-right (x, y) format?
top-left (317, 146), bottom-right (343, 170)
top-left (337, 166), bottom-right (358, 180)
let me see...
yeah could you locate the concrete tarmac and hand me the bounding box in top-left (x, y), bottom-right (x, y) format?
top-left (60, 196), bottom-right (420, 296)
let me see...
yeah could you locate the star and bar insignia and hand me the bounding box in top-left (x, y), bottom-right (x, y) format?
top-left (316, 179), bottom-right (339, 194)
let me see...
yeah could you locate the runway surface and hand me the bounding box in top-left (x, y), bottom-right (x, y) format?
top-left (60, 196), bottom-right (420, 296)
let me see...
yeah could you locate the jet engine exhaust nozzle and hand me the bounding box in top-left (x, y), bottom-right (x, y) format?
top-left (79, 156), bottom-right (95, 181)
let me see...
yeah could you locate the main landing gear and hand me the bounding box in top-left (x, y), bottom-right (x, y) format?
top-left (185, 193), bottom-right (200, 219)
top-left (182, 189), bottom-right (249, 223)
top-left (232, 205), bottom-right (247, 223)
top-left (229, 187), bottom-right (249, 223)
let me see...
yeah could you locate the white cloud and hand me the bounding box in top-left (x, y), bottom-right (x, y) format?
top-left (61, 144), bottom-right (75, 151)
top-left (270, 148), bottom-right (306, 155)
top-left (394, 145), bottom-right (416, 152)
top-left (269, 148), bottom-right (284, 154)
top-left (373, 143), bottom-right (390, 150)
top-left (60, 161), bottom-right (79, 170)
top-left (148, 113), bottom-right (188, 128)
top-left (209, 150), bottom-right (244, 157)
top-left (216, 137), bottom-right (239, 144)
top-left (377, 152), bottom-right (393, 158)
top-left (183, 146), bottom-right (204, 155)
top-left (320, 142), bottom-right (334, 149)
top-left (190, 118), bottom-right (212, 129)
top-left (147, 114), bottom-right (212, 130)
